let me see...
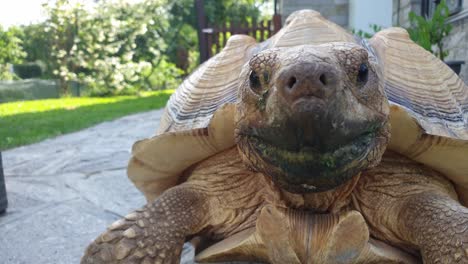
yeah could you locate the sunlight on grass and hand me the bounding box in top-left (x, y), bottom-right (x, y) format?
top-left (0, 90), bottom-right (174, 150)
top-left (0, 90), bottom-right (172, 117)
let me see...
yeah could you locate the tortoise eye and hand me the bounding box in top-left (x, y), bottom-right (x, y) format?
top-left (249, 70), bottom-right (261, 91)
top-left (357, 63), bottom-right (369, 84)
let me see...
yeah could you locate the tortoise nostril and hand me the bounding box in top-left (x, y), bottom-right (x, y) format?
top-left (287, 76), bottom-right (297, 89)
top-left (319, 74), bottom-right (327, 86)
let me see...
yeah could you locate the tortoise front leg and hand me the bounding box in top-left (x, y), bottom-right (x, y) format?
top-left (81, 185), bottom-right (208, 264)
top-left (396, 192), bottom-right (468, 263)
top-left (353, 152), bottom-right (468, 264)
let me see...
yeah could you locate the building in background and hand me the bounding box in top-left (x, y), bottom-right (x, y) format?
top-left (278, 0), bottom-right (393, 32)
top-left (392, 0), bottom-right (468, 83)
top-left (278, 0), bottom-right (350, 27)
top-left (349, 0), bottom-right (393, 32)
top-left (278, 0), bottom-right (468, 82)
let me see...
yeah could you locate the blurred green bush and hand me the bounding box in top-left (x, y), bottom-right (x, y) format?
top-left (0, 0), bottom-right (269, 98)
top-left (13, 63), bottom-right (43, 79)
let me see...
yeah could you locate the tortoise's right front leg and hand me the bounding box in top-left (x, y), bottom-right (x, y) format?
top-left (81, 185), bottom-right (208, 264)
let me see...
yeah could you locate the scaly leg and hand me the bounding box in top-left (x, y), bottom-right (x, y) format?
top-left (397, 192), bottom-right (468, 263)
top-left (81, 185), bottom-right (209, 264)
top-left (353, 151), bottom-right (468, 264)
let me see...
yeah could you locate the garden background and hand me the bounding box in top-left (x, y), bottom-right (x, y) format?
top-left (0, 0), bottom-right (272, 150)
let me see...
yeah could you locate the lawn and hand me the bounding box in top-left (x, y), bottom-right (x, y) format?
top-left (0, 90), bottom-right (173, 150)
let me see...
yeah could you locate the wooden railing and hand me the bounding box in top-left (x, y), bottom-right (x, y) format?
top-left (202, 18), bottom-right (280, 59)
top-left (195, 0), bottom-right (282, 63)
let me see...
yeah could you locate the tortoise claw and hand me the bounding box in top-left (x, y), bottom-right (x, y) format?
top-left (81, 207), bottom-right (185, 264)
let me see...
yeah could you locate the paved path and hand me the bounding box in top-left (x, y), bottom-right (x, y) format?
top-left (0, 109), bottom-right (200, 263)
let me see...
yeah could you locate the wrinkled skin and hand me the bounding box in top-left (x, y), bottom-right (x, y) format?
top-left (235, 44), bottom-right (390, 193)
top-left (82, 44), bottom-right (467, 264)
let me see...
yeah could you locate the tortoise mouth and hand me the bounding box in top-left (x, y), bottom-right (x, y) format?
top-left (239, 130), bottom-right (381, 193)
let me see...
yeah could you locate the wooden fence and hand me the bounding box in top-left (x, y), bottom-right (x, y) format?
top-left (202, 18), bottom-right (280, 59)
top-left (195, 0), bottom-right (282, 63)
top-left (0, 79), bottom-right (84, 103)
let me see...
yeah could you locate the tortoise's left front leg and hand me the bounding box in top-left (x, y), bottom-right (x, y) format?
top-left (353, 152), bottom-right (468, 264)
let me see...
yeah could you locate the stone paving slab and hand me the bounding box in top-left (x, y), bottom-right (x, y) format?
top-left (1, 198), bottom-right (117, 264)
top-left (0, 108), bottom-right (256, 264)
top-left (0, 110), bottom-right (159, 263)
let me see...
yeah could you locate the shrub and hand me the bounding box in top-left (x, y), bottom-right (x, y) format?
top-left (407, 0), bottom-right (452, 60)
top-left (13, 63), bottom-right (43, 79)
top-left (0, 26), bottom-right (26, 80)
top-left (352, 24), bottom-right (383, 39)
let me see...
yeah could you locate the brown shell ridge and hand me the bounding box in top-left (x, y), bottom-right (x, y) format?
top-left (388, 104), bottom-right (468, 206)
top-left (128, 104), bottom-right (236, 202)
top-left (268, 9), bottom-right (356, 48)
top-left (370, 27), bottom-right (468, 140)
top-left (157, 35), bottom-right (257, 134)
top-left (369, 28), bottom-right (468, 205)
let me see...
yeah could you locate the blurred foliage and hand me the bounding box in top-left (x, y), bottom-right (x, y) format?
top-left (204, 0), bottom-right (263, 25)
top-left (18, 23), bottom-right (52, 76)
top-left (0, 0), bottom-right (270, 96)
top-left (0, 26), bottom-right (26, 80)
top-left (13, 63), bottom-right (43, 79)
top-left (351, 1), bottom-right (452, 61)
top-left (408, 0), bottom-right (452, 60)
top-left (352, 24), bottom-right (382, 39)
top-left (163, 0), bottom-right (269, 70)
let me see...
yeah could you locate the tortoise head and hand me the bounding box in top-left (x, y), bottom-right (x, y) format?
top-left (235, 43), bottom-right (390, 193)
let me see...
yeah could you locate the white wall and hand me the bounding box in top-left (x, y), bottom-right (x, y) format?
top-left (349, 0), bottom-right (393, 32)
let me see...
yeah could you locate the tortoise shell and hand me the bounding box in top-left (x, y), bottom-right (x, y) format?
top-left (127, 10), bottom-right (468, 205)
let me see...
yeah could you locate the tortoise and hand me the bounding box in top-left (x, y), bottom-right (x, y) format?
top-left (82, 10), bottom-right (468, 264)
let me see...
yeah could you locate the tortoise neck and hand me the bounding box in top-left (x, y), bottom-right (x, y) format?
top-left (277, 174), bottom-right (361, 213)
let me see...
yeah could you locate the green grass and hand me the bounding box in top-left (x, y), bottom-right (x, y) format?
top-left (0, 90), bottom-right (173, 150)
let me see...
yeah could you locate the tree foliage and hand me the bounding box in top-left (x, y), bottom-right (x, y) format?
top-left (3, 0), bottom-right (270, 95)
top-left (38, 0), bottom-right (185, 95)
top-left (408, 0), bottom-right (452, 60)
top-left (165, 0), bottom-right (269, 68)
top-left (352, 24), bottom-right (382, 39)
top-left (0, 26), bottom-right (26, 80)
top-left (19, 23), bottom-right (52, 77)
